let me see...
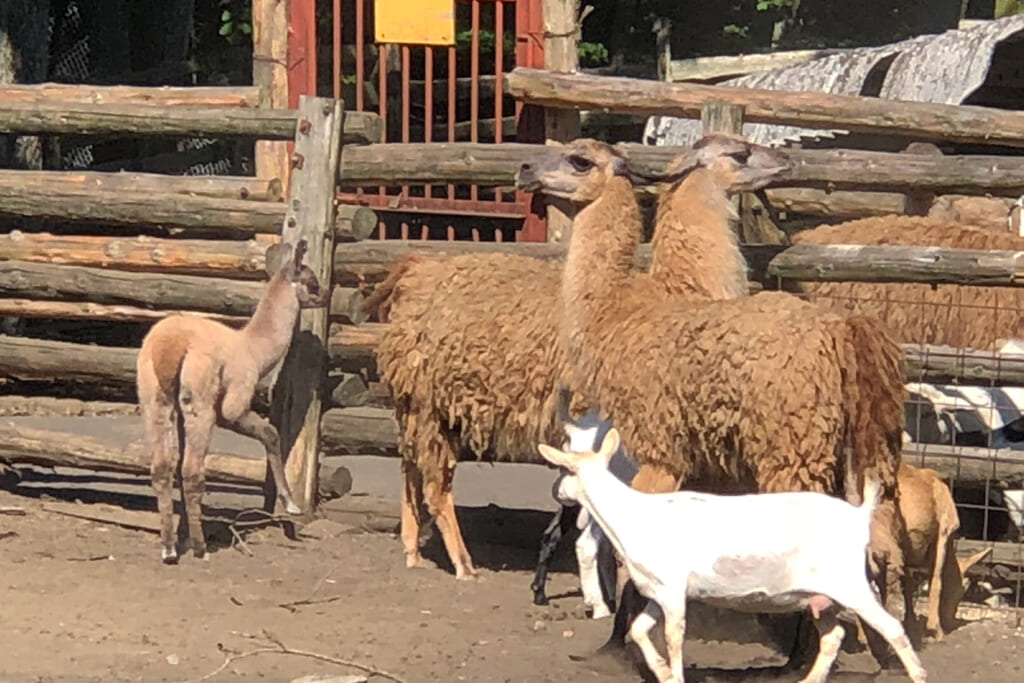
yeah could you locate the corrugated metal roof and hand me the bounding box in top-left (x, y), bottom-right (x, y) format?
top-left (643, 15), bottom-right (1024, 148)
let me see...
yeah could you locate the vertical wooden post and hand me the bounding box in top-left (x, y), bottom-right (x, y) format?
top-left (268, 95), bottom-right (345, 516)
top-left (541, 0), bottom-right (587, 243)
top-left (700, 101), bottom-right (783, 245)
top-left (252, 0), bottom-right (291, 192)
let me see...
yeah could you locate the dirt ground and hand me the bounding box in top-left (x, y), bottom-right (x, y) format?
top-left (1, 457), bottom-right (1023, 683)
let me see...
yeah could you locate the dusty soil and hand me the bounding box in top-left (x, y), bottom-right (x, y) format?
top-left (1, 467), bottom-right (1022, 683)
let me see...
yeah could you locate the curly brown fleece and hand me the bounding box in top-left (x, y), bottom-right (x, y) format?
top-left (360, 139), bottom-right (757, 580)
top-left (792, 217), bottom-right (1024, 349)
top-left (560, 173), bottom-right (907, 600)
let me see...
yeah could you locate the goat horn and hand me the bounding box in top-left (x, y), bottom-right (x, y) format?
top-left (555, 384), bottom-right (572, 424)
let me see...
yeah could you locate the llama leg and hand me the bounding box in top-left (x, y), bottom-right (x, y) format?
top-left (425, 462), bottom-right (477, 580)
top-left (218, 410), bottom-right (300, 514)
top-left (797, 609), bottom-right (845, 683)
top-left (179, 405), bottom-right (215, 560)
top-left (628, 601), bottom-right (674, 683)
top-left (401, 458), bottom-right (429, 569)
top-left (144, 397), bottom-right (179, 563)
top-left (842, 587), bottom-right (928, 683)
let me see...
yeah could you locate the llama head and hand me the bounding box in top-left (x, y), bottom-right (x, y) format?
top-left (265, 238), bottom-right (330, 308)
top-left (514, 139), bottom-right (638, 203)
top-left (665, 134), bottom-right (791, 192)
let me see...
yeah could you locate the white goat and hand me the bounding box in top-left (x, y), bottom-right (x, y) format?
top-left (537, 428), bottom-right (928, 683)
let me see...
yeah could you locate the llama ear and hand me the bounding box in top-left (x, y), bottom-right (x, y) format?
top-left (538, 443), bottom-right (578, 472)
top-left (264, 241), bottom-right (293, 276)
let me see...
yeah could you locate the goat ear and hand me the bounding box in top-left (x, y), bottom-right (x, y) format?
top-left (958, 547), bottom-right (992, 574)
top-left (538, 443), bottom-right (577, 472)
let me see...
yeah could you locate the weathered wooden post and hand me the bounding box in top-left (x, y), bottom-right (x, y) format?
top-left (701, 100), bottom-right (784, 245)
top-left (541, 0), bottom-right (590, 243)
top-left (268, 95), bottom-right (346, 516)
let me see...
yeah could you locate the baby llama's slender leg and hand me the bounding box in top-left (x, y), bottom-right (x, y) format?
top-left (423, 433), bottom-right (476, 579)
top-left (178, 355), bottom-right (218, 560)
top-left (219, 409), bottom-right (301, 514)
top-left (797, 604), bottom-right (845, 683)
top-left (401, 457), bottom-right (428, 568)
top-left (628, 601), bottom-right (674, 683)
top-left (142, 393), bottom-right (180, 563)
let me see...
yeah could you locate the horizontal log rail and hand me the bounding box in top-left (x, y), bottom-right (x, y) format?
top-left (0, 101), bottom-right (383, 143)
top-left (505, 66), bottom-right (1024, 148)
top-left (338, 142), bottom-right (1024, 197)
top-left (0, 186), bottom-right (377, 239)
top-left (0, 169), bottom-right (284, 202)
top-left (0, 423), bottom-right (265, 486)
top-left (0, 84), bottom-right (262, 108)
top-left (766, 244), bottom-right (1024, 287)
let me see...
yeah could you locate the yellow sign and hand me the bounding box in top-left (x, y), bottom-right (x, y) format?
top-left (374, 0), bottom-right (455, 46)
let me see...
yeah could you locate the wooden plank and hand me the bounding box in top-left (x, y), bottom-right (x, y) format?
top-left (0, 169), bottom-right (283, 202)
top-left (0, 335), bottom-right (137, 386)
top-left (0, 84), bottom-right (261, 107)
top-left (668, 49), bottom-right (849, 83)
top-left (765, 188), bottom-right (907, 218)
top-left (903, 344), bottom-right (1024, 387)
top-left (903, 443), bottom-right (1024, 488)
top-left (0, 233), bottom-right (272, 280)
top-left (0, 101), bottom-right (382, 143)
top-left (505, 67), bottom-right (1024, 148)
top-left (541, 0), bottom-right (585, 243)
top-left (957, 540), bottom-right (1023, 568)
top-left (321, 406), bottom-right (400, 456)
top-left (0, 299), bottom-right (246, 326)
top-left (0, 186), bottom-right (377, 239)
top-left (0, 423), bottom-right (265, 486)
top-left (0, 261), bottom-right (264, 316)
top-left (270, 96), bottom-right (345, 515)
top-left (337, 142), bottom-right (1024, 196)
top-left (252, 0), bottom-right (291, 188)
top-left (766, 243), bottom-right (1024, 287)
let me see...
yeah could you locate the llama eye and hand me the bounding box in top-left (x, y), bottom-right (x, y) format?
top-left (567, 155), bottom-right (595, 173)
top-left (730, 149), bottom-right (751, 163)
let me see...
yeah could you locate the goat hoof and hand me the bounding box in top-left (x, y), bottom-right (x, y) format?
top-left (532, 592), bottom-right (549, 606)
top-left (284, 500), bottom-right (302, 515)
top-left (161, 548), bottom-right (179, 565)
top-left (588, 605), bottom-right (613, 620)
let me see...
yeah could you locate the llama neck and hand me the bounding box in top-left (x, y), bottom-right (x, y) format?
top-left (240, 273), bottom-right (301, 377)
top-left (560, 176), bottom-right (644, 362)
top-left (649, 169), bottom-right (749, 300)
top-left (574, 464), bottom-right (648, 562)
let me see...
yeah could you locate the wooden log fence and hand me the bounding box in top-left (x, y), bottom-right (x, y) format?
top-left (0, 84), bottom-right (262, 108)
top-left (0, 185), bottom-right (377, 240)
top-left (505, 66), bottom-right (1024, 148)
top-left (0, 101), bottom-right (383, 143)
top-left (0, 169), bottom-right (284, 202)
top-left (335, 142), bottom-right (1024, 197)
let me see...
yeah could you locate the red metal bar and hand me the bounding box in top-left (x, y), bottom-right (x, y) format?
top-left (332, 0), bottom-right (342, 99)
top-left (494, 0), bottom-right (505, 206)
top-left (424, 47), bottom-right (434, 198)
top-left (470, 0), bottom-right (480, 202)
top-left (447, 46), bottom-right (456, 201)
top-left (287, 0), bottom-right (318, 107)
top-left (378, 43), bottom-right (388, 209)
top-left (356, 0), bottom-right (366, 110)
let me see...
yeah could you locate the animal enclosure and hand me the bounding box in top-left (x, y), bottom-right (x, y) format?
top-left (1, 4), bottom-right (1024, 660)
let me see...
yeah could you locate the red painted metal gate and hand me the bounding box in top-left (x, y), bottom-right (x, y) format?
top-left (288, 0), bottom-right (547, 242)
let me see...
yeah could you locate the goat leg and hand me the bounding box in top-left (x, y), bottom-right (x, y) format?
top-left (530, 504), bottom-right (579, 605)
top-left (220, 410), bottom-right (301, 514)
